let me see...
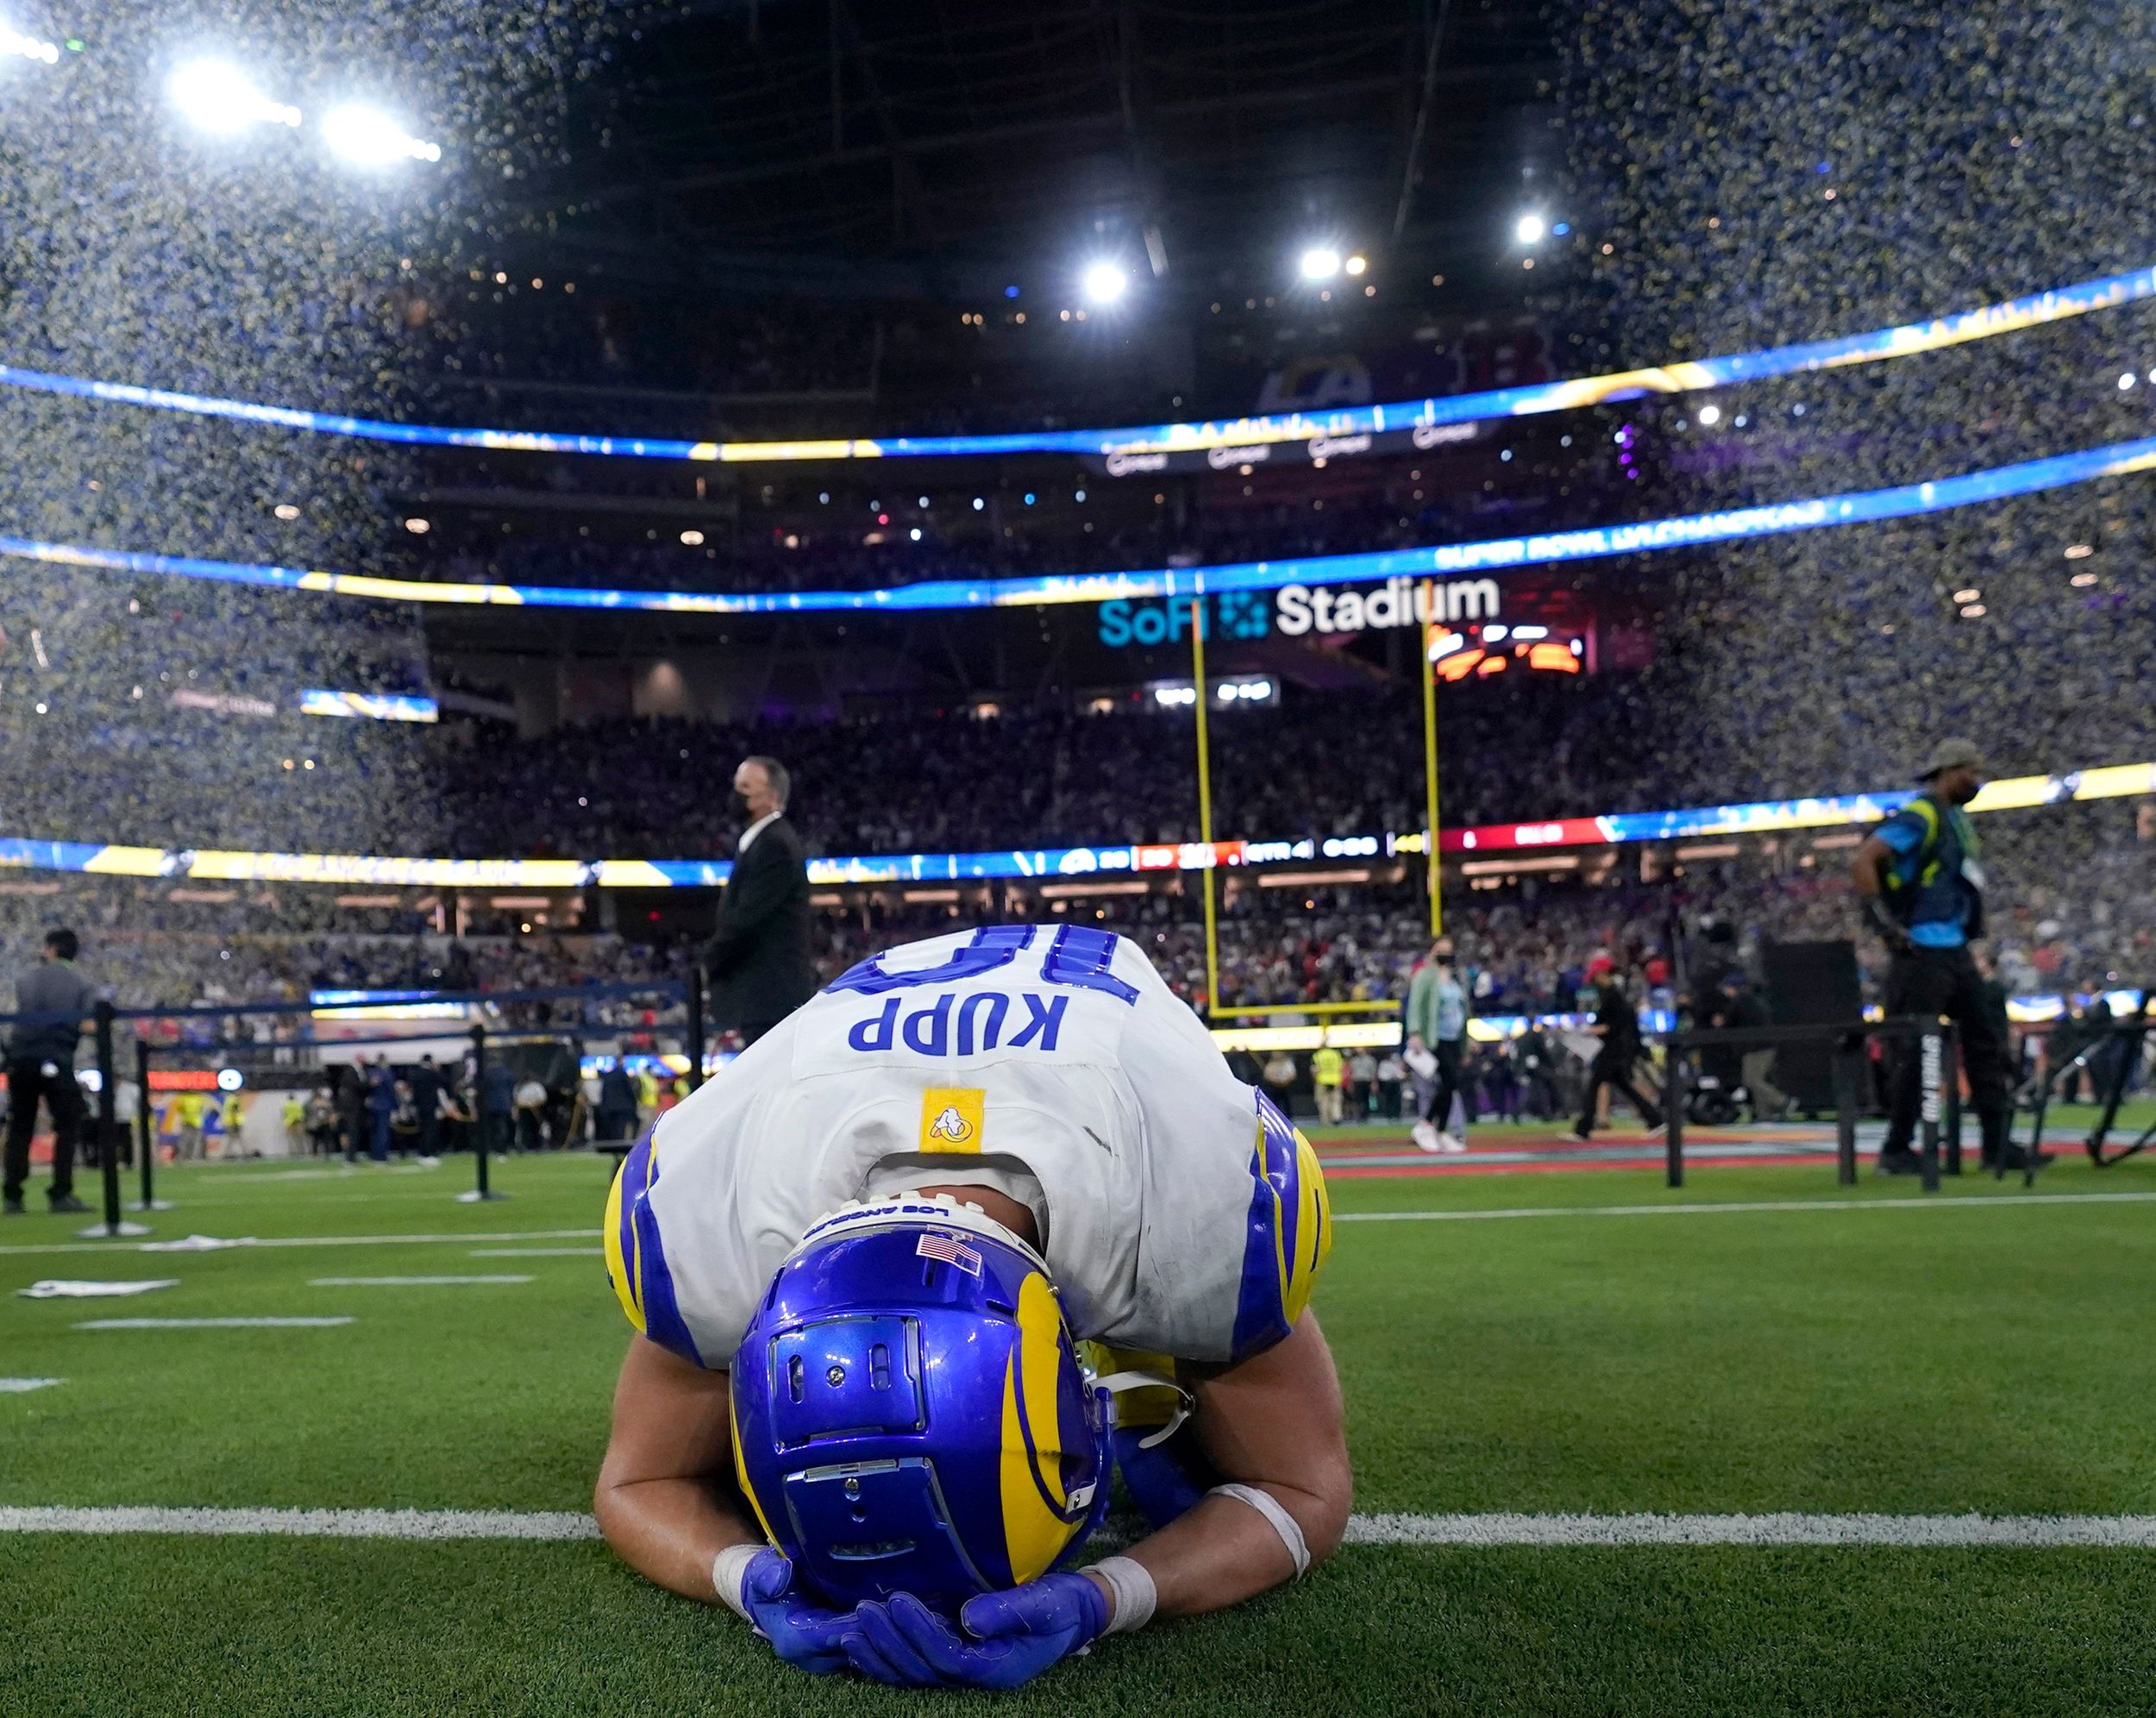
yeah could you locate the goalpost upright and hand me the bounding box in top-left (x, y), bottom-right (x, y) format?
top-left (1420, 578), bottom-right (1441, 937)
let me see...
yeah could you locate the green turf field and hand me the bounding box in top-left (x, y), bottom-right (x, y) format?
top-left (3, 1127), bottom-right (2153, 1716)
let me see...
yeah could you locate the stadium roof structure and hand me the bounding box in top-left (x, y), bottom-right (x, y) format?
top-left (517, 0), bottom-right (1557, 301)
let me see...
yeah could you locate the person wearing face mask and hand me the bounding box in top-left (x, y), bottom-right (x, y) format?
top-left (1852, 737), bottom-right (2034, 1175)
top-left (1405, 935), bottom-right (1470, 1153)
top-left (704, 756), bottom-right (817, 1050)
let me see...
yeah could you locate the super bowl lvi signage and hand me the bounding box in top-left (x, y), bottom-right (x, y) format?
top-left (1097, 577), bottom-right (1501, 647)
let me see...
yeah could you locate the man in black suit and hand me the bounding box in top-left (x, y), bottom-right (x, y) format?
top-left (705, 756), bottom-right (817, 1047)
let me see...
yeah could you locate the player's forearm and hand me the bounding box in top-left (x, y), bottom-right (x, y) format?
top-left (1107, 1480), bottom-right (1347, 1618)
top-left (592, 1474), bottom-right (761, 1604)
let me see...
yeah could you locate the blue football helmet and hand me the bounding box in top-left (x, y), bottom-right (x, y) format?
top-left (730, 1193), bottom-right (1112, 1613)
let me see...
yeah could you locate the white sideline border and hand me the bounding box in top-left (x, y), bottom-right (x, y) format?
top-left (74, 1317), bottom-right (355, 1330)
top-left (0, 1229), bottom-right (603, 1260)
top-left (1, 1506), bottom-right (2152, 1548)
top-left (1335, 1191), bottom-right (2156, 1224)
top-left (5, 1192), bottom-right (2150, 1262)
top-left (308, 1267), bottom-right (535, 1276)
top-left (3, 1189), bottom-right (2139, 1258)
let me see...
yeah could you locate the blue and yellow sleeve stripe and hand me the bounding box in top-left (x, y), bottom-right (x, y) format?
top-left (1231, 1091), bottom-right (1333, 1362)
top-left (602, 1123), bottom-right (704, 1365)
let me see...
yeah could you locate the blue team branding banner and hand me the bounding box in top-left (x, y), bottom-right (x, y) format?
top-left (11, 430), bottom-right (2156, 618)
top-left (1, 264), bottom-right (2147, 463)
top-left (299, 688), bottom-right (441, 723)
top-left (1, 763), bottom-right (2147, 889)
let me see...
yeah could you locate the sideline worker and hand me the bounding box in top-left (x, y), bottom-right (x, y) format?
top-left (1310, 1040), bottom-right (1346, 1125)
top-left (3, 927), bottom-right (97, 1216)
top-left (1406, 936), bottom-right (1469, 1154)
top-left (1852, 737), bottom-right (2030, 1174)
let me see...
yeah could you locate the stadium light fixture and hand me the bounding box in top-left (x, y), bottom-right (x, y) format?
top-left (1344, 254), bottom-right (1368, 277)
top-left (1696, 403), bottom-right (1721, 425)
top-left (168, 60), bottom-right (300, 134)
top-left (1081, 260), bottom-right (1128, 304)
top-left (1300, 247), bottom-right (1342, 281)
top-left (1514, 212), bottom-right (1546, 245)
top-left (2, 24), bottom-right (60, 64)
top-left (320, 103), bottom-right (441, 166)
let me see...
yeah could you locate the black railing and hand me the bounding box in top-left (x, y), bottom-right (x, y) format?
top-left (1660, 1015), bottom-right (1962, 1192)
top-left (0, 974), bottom-right (705, 1237)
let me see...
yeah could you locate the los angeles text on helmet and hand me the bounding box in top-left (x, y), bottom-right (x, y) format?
top-left (1275, 576), bottom-right (1499, 636)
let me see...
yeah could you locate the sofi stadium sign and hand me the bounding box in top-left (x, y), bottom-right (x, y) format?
top-left (1097, 575), bottom-right (1501, 648)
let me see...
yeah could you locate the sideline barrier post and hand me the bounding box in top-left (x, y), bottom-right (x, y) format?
top-left (458, 1023), bottom-right (505, 1204)
top-left (1663, 1044), bottom-right (1684, 1188)
top-left (1942, 1021), bottom-right (1964, 1176)
top-left (686, 967), bottom-right (706, 1093)
top-left (82, 1001), bottom-right (148, 1238)
top-left (132, 1036), bottom-right (169, 1212)
top-left (1831, 1037), bottom-right (1862, 1187)
top-left (2086, 994), bottom-right (2146, 1155)
top-left (1918, 1024), bottom-right (1943, 1193)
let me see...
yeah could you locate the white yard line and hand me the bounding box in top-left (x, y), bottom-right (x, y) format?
top-left (0, 1229), bottom-right (601, 1260)
top-left (1343, 1512), bottom-right (2156, 1547)
top-left (1, 1505), bottom-right (2151, 1548)
top-left (0, 1378), bottom-right (62, 1393)
top-left (307, 1276), bottom-right (532, 1287)
top-left (1336, 1191), bottom-right (2156, 1224)
top-left (74, 1317), bottom-right (354, 1330)
top-left (216, 1166), bottom-right (442, 1183)
top-left (0, 1506), bottom-right (598, 1539)
top-left (10, 1190), bottom-right (2145, 1263)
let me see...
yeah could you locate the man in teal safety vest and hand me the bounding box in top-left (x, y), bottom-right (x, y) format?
top-left (1852, 737), bottom-right (2034, 1174)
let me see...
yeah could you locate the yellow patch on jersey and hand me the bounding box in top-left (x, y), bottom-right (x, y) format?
top-left (918, 1087), bottom-right (986, 1153)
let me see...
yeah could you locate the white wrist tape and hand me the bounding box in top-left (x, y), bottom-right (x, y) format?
top-left (712, 1543), bottom-right (761, 1621)
top-left (1086, 1554), bottom-right (1157, 1634)
top-left (1210, 1483), bottom-right (1311, 1578)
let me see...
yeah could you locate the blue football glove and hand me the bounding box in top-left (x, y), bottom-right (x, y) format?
top-left (740, 1550), bottom-right (856, 1677)
top-left (840, 1597), bottom-right (949, 1688)
top-left (844, 1575), bottom-right (1110, 1690)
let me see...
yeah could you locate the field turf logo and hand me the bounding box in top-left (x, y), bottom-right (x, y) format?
top-left (1097, 578), bottom-right (1500, 647)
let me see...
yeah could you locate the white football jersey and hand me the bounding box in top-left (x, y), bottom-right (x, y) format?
top-left (603, 925), bottom-right (1330, 1369)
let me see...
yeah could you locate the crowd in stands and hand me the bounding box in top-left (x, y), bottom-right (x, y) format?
top-left (3, 0), bottom-right (2153, 1062)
